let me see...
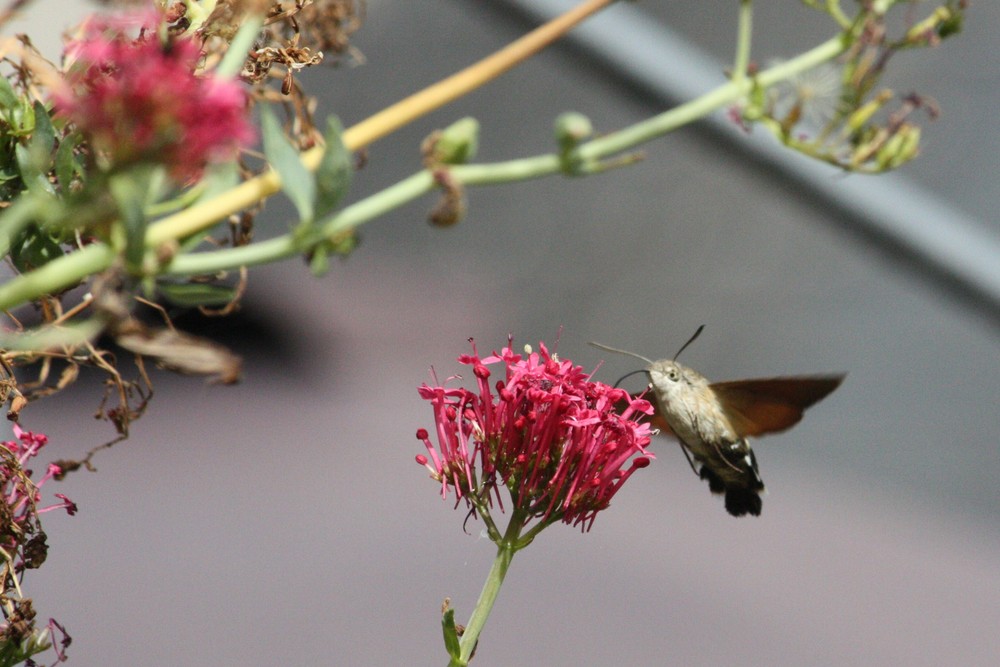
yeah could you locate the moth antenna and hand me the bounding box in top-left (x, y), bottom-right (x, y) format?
top-left (673, 324), bottom-right (705, 361)
top-left (588, 341), bottom-right (654, 365)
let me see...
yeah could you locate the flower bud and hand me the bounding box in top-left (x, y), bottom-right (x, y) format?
top-left (554, 112), bottom-right (594, 175)
top-left (876, 124), bottom-right (920, 169)
top-left (425, 117), bottom-right (479, 165)
top-left (904, 7), bottom-right (955, 45)
top-left (554, 111), bottom-right (593, 149)
top-left (847, 89), bottom-right (893, 132)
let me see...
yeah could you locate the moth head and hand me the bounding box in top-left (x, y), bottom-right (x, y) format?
top-left (590, 325), bottom-right (708, 397)
top-left (646, 359), bottom-right (709, 399)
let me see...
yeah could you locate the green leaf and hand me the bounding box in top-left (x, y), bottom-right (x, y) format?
top-left (29, 101), bottom-right (55, 158)
top-left (193, 161), bottom-right (241, 204)
top-left (308, 245), bottom-right (330, 277)
top-left (9, 222), bottom-right (63, 272)
top-left (158, 281), bottom-right (237, 307)
top-left (0, 193), bottom-right (41, 258)
top-left (328, 230), bottom-right (358, 257)
top-left (109, 169), bottom-right (155, 271)
top-left (314, 115), bottom-right (352, 219)
top-left (938, 7), bottom-right (963, 38)
top-left (13, 144), bottom-right (40, 192)
top-left (165, 163), bottom-right (243, 252)
top-left (441, 608), bottom-right (462, 661)
top-left (0, 75), bottom-right (18, 111)
top-left (261, 105), bottom-right (315, 223)
top-left (54, 131), bottom-right (83, 192)
top-left (11, 101), bottom-right (57, 194)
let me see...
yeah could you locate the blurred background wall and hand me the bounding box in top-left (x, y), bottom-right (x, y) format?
top-left (11, 1), bottom-right (1000, 665)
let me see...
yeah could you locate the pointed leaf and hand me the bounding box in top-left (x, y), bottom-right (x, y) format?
top-left (55, 131), bottom-right (83, 192)
top-left (29, 101), bottom-right (55, 159)
top-left (314, 115), bottom-right (352, 219)
top-left (308, 245), bottom-right (330, 277)
top-left (158, 281), bottom-right (238, 307)
top-left (192, 161), bottom-right (241, 204)
top-left (261, 105), bottom-right (315, 223)
top-left (9, 222), bottom-right (63, 272)
top-left (108, 170), bottom-right (154, 271)
top-left (0, 75), bottom-right (18, 111)
top-left (441, 609), bottom-right (462, 661)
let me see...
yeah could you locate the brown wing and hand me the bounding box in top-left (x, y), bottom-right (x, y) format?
top-left (711, 374), bottom-right (845, 437)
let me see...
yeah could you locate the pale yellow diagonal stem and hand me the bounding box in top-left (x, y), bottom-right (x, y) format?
top-left (146, 0), bottom-right (618, 246)
top-left (0, 0), bottom-right (619, 311)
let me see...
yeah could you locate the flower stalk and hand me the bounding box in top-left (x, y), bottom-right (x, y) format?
top-left (0, 0), bottom-right (956, 314)
top-left (732, 0), bottom-right (754, 89)
top-left (147, 0), bottom-right (618, 246)
top-left (451, 521), bottom-right (519, 667)
top-left (14, 30), bottom-right (846, 291)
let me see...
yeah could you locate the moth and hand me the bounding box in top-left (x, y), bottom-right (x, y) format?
top-left (593, 327), bottom-right (844, 517)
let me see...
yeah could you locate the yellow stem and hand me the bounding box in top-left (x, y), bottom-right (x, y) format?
top-left (146, 0), bottom-right (618, 247)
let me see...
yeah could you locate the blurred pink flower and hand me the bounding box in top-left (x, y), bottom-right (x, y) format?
top-left (2, 423), bottom-right (76, 525)
top-left (0, 422), bottom-right (73, 660)
top-left (417, 337), bottom-right (655, 531)
top-left (53, 9), bottom-right (254, 181)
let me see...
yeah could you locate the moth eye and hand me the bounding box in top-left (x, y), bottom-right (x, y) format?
top-left (667, 369), bottom-right (680, 382)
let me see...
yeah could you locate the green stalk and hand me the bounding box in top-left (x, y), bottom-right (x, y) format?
top-left (450, 512), bottom-right (525, 666)
top-left (732, 0), bottom-right (754, 88)
top-left (578, 33), bottom-right (845, 161)
top-left (0, 33), bottom-right (848, 309)
top-left (0, 243), bottom-right (114, 311)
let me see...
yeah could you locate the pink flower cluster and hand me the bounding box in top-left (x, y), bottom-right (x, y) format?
top-left (2, 423), bottom-right (76, 524)
top-left (0, 425), bottom-right (74, 659)
top-left (417, 338), bottom-right (655, 531)
top-left (54, 10), bottom-right (254, 181)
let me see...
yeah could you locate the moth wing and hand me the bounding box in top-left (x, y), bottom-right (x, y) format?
top-left (711, 375), bottom-right (845, 437)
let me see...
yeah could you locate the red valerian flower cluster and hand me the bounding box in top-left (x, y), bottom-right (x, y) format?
top-left (417, 338), bottom-right (655, 531)
top-left (53, 9), bottom-right (254, 181)
top-left (0, 423), bottom-right (74, 661)
top-left (1, 423), bottom-right (76, 554)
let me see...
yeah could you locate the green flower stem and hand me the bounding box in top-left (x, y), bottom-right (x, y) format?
top-left (451, 512), bottom-right (525, 667)
top-left (163, 160), bottom-right (567, 275)
top-left (577, 33), bottom-right (846, 161)
top-left (147, 0), bottom-right (617, 248)
top-left (732, 0), bottom-right (754, 88)
top-left (827, 1), bottom-right (852, 29)
top-left (0, 243), bottom-right (114, 311)
top-left (515, 513), bottom-right (560, 547)
top-left (159, 170), bottom-right (428, 275)
top-left (466, 492), bottom-right (504, 545)
top-left (0, 32), bottom-right (848, 308)
top-left (165, 33), bottom-right (844, 278)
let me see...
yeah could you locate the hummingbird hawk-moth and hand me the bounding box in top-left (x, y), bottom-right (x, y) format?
top-left (593, 327), bottom-right (845, 517)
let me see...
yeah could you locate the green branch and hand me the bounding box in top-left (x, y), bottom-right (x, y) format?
top-left (0, 34), bottom-right (848, 309)
top-left (732, 0), bottom-right (754, 88)
top-left (449, 511), bottom-right (525, 667)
